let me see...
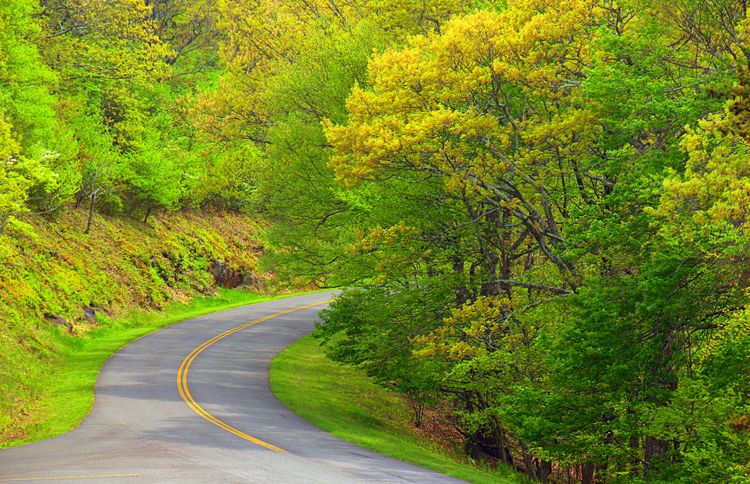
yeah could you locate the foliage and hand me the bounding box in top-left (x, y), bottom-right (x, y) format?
top-left (271, 334), bottom-right (520, 484)
top-left (2, 0), bottom-right (750, 481)
top-left (310, 1), bottom-right (750, 482)
top-left (0, 209), bottom-right (265, 443)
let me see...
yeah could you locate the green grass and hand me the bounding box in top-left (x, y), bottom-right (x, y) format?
top-left (270, 334), bottom-right (520, 484)
top-left (3, 288), bottom-right (310, 448)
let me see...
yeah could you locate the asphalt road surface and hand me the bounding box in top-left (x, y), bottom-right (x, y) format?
top-left (0, 292), bottom-right (463, 483)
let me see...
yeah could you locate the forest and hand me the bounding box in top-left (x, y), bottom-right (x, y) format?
top-left (1, 0), bottom-right (749, 482)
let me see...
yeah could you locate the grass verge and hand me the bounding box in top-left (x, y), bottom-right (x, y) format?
top-left (3, 288), bottom-right (305, 448)
top-left (270, 334), bottom-right (520, 484)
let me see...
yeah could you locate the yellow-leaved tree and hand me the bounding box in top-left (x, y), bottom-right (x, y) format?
top-left (325, 1), bottom-right (605, 297)
top-left (322, 2), bottom-right (606, 476)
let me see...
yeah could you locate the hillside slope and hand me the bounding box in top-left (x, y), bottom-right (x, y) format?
top-left (0, 209), bottom-right (266, 442)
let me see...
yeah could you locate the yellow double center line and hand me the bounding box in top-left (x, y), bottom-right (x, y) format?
top-left (0, 475), bottom-right (139, 482)
top-left (176, 300), bottom-right (329, 452)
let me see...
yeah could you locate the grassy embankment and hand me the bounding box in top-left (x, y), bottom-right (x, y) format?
top-left (0, 208), bottom-right (273, 445)
top-left (270, 335), bottom-right (520, 484)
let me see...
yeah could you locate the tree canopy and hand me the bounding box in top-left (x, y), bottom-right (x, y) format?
top-left (1, 0), bottom-right (749, 481)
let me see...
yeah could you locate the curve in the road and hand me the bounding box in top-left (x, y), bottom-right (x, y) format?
top-left (176, 300), bottom-right (329, 453)
top-left (0, 292), bottom-right (463, 483)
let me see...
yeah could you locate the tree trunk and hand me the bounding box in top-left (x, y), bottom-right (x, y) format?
top-left (406, 392), bottom-right (425, 428)
top-left (490, 416), bottom-right (514, 466)
top-left (581, 463), bottom-right (596, 484)
top-left (536, 459), bottom-right (552, 483)
top-left (520, 441), bottom-right (536, 480)
top-left (85, 195), bottom-right (96, 234)
top-left (452, 255), bottom-right (470, 307)
top-left (630, 434), bottom-right (640, 476)
top-left (644, 436), bottom-right (671, 470)
top-left (143, 204), bottom-right (153, 224)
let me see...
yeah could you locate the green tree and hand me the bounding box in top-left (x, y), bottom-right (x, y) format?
top-left (0, 114), bottom-right (56, 235)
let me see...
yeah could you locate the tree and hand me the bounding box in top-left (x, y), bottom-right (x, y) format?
top-left (318, 1), bottom-right (750, 481)
top-left (69, 113), bottom-right (124, 233)
top-left (0, 114), bottom-right (56, 235)
top-left (320, 4), bottom-right (605, 476)
top-left (316, 287), bottom-right (448, 427)
top-left (126, 138), bottom-right (183, 223)
top-left (0, 0), bottom-right (57, 151)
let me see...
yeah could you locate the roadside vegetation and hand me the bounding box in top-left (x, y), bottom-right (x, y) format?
top-left (0, 209), bottom-right (268, 444)
top-left (2, 0), bottom-right (750, 481)
top-left (266, 3), bottom-right (750, 482)
top-left (271, 335), bottom-right (520, 484)
top-left (5, 288), bottom-right (275, 448)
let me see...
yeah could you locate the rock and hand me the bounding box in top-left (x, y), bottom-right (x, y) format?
top-left (209, 259), bottom-right (239, 288)
top-left (83, 305), bottom-right (97, 324)
top-left (209, 259), bottom-right (265, 290)
top-left (44, 313), bottom-right (73, 332)
top-left (241, 272), bottom-right (267, 290)
top-left (100, 299), bottom-right (114, 316)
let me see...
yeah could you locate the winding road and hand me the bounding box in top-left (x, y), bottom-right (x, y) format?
top-left (0, 292), bottom-right (461, 483)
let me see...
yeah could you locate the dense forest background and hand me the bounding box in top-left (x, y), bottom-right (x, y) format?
top-left (1, 0), bottom-right (750, 482)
